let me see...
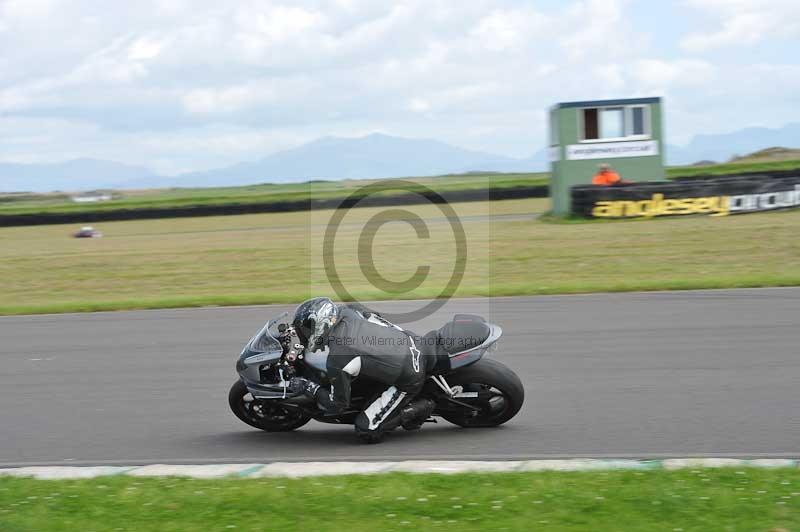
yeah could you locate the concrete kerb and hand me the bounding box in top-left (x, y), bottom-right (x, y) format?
top-left (1, 459), bottom-right (798, 480)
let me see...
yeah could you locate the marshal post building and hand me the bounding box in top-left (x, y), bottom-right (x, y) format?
top-left (548, 97), bottom-right (665, 215)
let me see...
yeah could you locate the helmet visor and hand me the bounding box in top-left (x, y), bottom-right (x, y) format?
top-left (304, 299), bottom-right (338, 351)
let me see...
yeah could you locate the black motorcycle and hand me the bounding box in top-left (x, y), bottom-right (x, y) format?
top-left (228, 312), bottom-right (524, 439)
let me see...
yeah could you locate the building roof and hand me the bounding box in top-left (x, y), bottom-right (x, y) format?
top-left (554, 97), bottom-right (661, 110)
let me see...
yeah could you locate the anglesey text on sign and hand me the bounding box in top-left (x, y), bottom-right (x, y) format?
top-left (591, 185), bottom-right (800, 218)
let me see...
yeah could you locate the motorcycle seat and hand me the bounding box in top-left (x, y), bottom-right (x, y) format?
top-left (423, 315), bottom-right (493, 374)
top-left (435, 314), bottom-right (490, 355)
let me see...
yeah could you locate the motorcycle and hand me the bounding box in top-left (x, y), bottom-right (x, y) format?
top-left (228, 311), bottom-right (524, 440)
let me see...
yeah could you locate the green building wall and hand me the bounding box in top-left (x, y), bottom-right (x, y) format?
top-left (549, 97), bottom-right (666, 215)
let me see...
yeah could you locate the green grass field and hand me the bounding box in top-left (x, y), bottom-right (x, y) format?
top-left (1, 197), bottom-right (799, 315)
top-left (665, 157), bottom-right (800, 179)
top-left (1, 469), bottom-right (799, 531)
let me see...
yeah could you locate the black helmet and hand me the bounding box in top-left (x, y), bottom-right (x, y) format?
top-left (292, 297), bottom-right (339, 352)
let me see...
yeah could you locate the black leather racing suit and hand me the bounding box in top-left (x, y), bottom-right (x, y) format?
top-left (321, 306), bottom-right (434, 435)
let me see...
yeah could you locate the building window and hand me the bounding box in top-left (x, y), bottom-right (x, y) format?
top-left (580, 105), bottom-right (650, 142)
top-left (600, 107), bottom-right (624, 138)
top-left (583, 109), bottom-right (598, 140)
top-left (630, 106), bottom-right (646, 136)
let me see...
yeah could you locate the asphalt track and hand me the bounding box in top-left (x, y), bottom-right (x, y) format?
top-left (1, 288), bottom-right (799, 466)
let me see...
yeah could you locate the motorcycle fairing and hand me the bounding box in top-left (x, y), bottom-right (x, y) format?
top-left (237, 316), bottom-right (285, 390)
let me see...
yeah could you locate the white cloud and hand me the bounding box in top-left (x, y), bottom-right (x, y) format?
top-left (408, 98), bottom-right (431, 113)
top-left (183, 87), bottom-right (254, 115)
top-left (632, 59), bottom-right (715, 89)
top-left (1, 0), bottom-right (61, 20)
top-left (558, 0), bottom-right (627, 61)
top-left (471, 7), bottom-right (550, 51)
top-left (0, 0), bottom-right (798, 171)
top-left (233, 4), bottom-right (327, 62)
top-left (128, 37), bottom-right (164, 61)
top-left (588, 63), bottom-right (624, 91)
top-left (182, 84), bottom-right (275, 115)
top-left (681, 0), bottom-right (800, 52)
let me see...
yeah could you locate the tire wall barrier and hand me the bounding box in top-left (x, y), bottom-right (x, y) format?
top-left (572, 174), bottom-right (800, 219)
top-left (0, 185), bottom-right (548, 227)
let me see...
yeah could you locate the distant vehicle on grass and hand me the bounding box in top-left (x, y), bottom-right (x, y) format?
top-left (73, 226), bottom-right (102, 238)
top-left (70, 192), bottom-right (113, 203)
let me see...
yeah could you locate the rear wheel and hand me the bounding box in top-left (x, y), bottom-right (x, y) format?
top-left (228, 380), bottom-right (311, 432)
top-left (438, 359), bottom-right (524, 428)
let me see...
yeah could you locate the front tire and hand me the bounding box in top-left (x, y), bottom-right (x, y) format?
top-left (228, 380), bottom-right (311, 432)
top-left (439, 358), bottom-right (524, 428)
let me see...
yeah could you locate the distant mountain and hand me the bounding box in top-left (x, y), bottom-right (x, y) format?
top-left (0, 158), bottom-right (157, 193)
top-left (0, 134), bottom-right (548, 192)
top-left (667, 123), bottom-right (800, 165)
top-left (3, 125), bottom-right (800, 193)
top-left (175, 133), bottom-right (543, 187)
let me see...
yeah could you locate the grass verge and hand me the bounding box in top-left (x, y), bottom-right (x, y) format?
top-left (1, 198), bottom-right (800, 315)
top-left (1, 469), bottom-right (799, 531)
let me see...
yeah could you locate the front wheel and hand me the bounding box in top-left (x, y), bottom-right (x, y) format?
top-left (228, 380), bottom-right (311, 432)
top-left (438, 358), bottom-right (524, 428)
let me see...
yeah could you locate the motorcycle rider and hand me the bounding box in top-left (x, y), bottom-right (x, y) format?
top-left (289, 297), bottom-right (436, 443)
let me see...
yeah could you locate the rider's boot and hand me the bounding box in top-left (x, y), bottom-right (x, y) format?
top-left (400, 398), bottom-right (436, 431)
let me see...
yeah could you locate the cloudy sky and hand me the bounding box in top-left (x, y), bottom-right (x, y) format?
top-left (1, 0), bottom-right (799, 174)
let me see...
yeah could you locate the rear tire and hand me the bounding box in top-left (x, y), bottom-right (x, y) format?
top-left (439, 358), bottom-right (524, 428)
top-left (228, 380), bottom-right (311, 432)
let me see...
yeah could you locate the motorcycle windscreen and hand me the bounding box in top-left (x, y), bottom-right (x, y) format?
top-left (242, 317), bottom-right (284, 358)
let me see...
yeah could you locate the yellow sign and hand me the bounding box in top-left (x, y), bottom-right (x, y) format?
top-left (591, 193), bottom-right (729, 218)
